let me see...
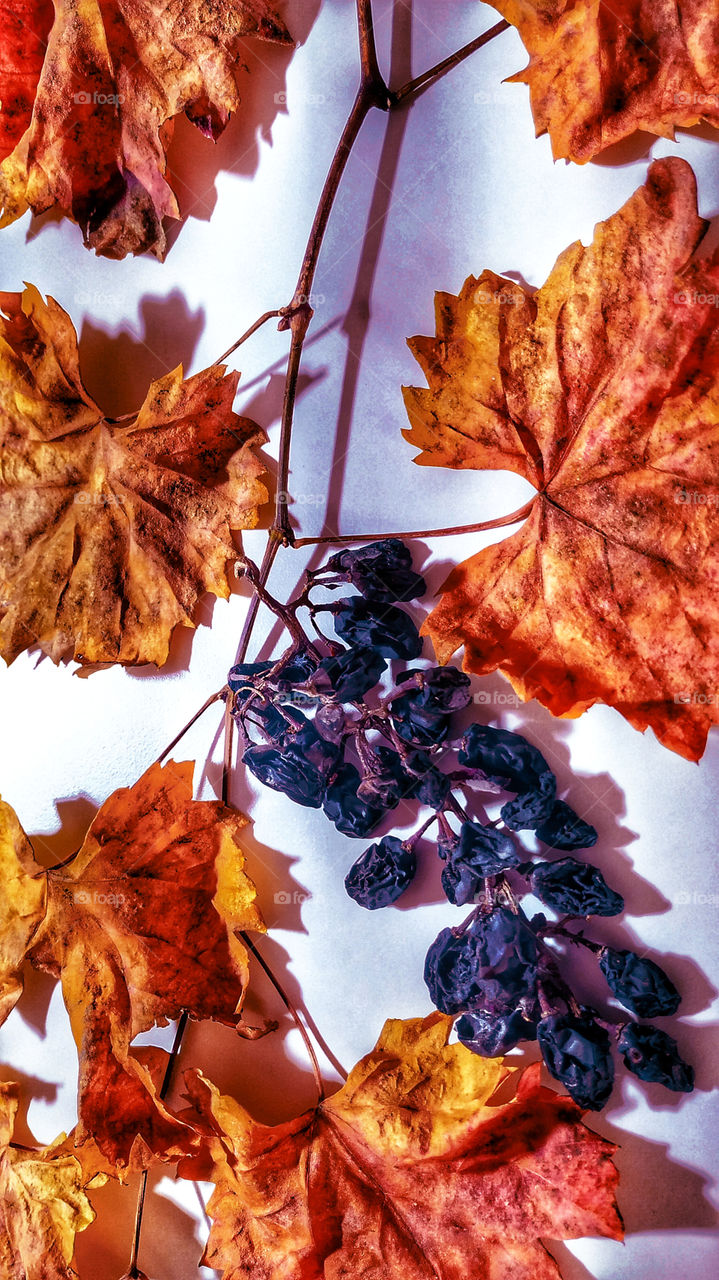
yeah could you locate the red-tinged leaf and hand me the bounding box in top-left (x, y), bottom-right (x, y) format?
top-left (404, 157), bottom-right (719, 760)
top-left (0, 761), bottom-right (265, 1169)
top-left (180, 1014), bottom-right (623, 1280)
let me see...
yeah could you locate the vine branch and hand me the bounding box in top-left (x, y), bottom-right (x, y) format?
top-left (391, 19), bottom-right (511, 104)
top-left (127, 8), bottom-right (511, 1272)
top-left (292, 497), bottom-right (537, 547)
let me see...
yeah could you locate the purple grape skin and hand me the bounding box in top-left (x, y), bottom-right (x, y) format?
top-left (535, 800), bottom-right (598, 850)
top-left (529, 858), bottom-right (624, 917)
top-left (242, 744), bottom-right (327, 808)
top-left (537, 1011), bottom-right (615, 1110)
top-left (331, 597), bottom-right (423, 659)
top-left (323, 764), bottom-right (385, 837)
top-left (441, 822), bottom-right (520, 906)
top-left (390, 691), bottom-right (452, 747)
top-left (424, 907), bottom-right (538, 1016)
top-left (617, 1023), bottom-right (694, 1092)
top-left (327, 538), bottom-right (411, 574)
top-left (599, 949), bottom-right (681, 1017)
top-left (456, 1007), bottom-right (538, 1056)
top-left (396, 666), bottom-right (472, 712)
top-left (312, 645), bottom-right (387, 701)
top-left (459, 724), bottom-right (557, 829)
top-left (345, 836), bottom-right (417, 908)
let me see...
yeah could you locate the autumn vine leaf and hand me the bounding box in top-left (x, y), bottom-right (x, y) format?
top-left (0, 285), bottom-right (268, 669)
top-left (180, 1013), bottom-right (623, 1280)
top-left (0, 1081), bottom-right (99, 1280)
top-left (403, 156), bottom-right (719, 761)
top-left (0, 760), bottom-right (265, 1168)
top-left (0, 0), bottom-right (291, 258)
top-left (492, 1), bottom-right (719, 161)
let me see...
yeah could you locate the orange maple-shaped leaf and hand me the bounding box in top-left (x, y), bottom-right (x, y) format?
top-left (0, 1081), bottom-right (98, 1280)
top-left (0, 0), bottom-right (291, 257)
top-left (0, 285), bottom-right (268, 668)
top-left (403, 157), bottom-right (719, 761)
top-left (180, 1014), bottom-right (623, 1280)
top-left (492, 1), bottom-right (719, 161)
top-left (0, 760), bottom-right (265, 1169)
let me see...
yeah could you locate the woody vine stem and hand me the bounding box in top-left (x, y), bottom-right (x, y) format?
top-left (127, 6), bottom-right (510, 1273)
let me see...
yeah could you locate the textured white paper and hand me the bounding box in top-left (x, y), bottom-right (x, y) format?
top-left (0, 3), bottom-right (717, 1277)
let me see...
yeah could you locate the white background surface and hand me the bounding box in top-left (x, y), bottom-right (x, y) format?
top-left (1, 2), bottom-right (718, 1277)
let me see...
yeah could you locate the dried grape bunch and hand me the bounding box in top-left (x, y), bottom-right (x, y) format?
top-left (226, 539), bottom-right (693, 1109)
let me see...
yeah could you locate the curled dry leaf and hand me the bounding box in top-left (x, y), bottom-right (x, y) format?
top-left (0, 285), bottom-right (268, 668)
top-left (180, 1013), bottom-right (623, 1280)
top-left (0, 0), bottom-right (291, 257)
top-left (0, 1081), bottom-right (98, 1280)
top-left (493, 1), bottom-right (719, 161)
top-left (404, 157), bottom-right (719, 761)
top-left (0, 760), bottom-right (265, 1169)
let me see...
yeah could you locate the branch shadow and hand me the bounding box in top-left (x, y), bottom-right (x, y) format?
top-left (310, 0), bottom-right (414, 552)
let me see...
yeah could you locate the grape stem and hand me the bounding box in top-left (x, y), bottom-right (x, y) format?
top-left (236, 552), bottom-right (322, 657)
top-left (125, 7), bottom-right (511, 1272)
top-left (126, 1014), bottom-right (188, 1279)
top-left (292, 499), bottom-right (538, 548)
top-left (404, 811), bottom-right (440, 849)
top-left (390, 20), bottom-right (511, 104)
top-left (540, 921), bottom-right (604, 955)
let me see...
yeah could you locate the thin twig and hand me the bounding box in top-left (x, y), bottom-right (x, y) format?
top-left (240, 932), bottom-right (325, 1101)
top-left (234, 536), bottom-right (282, 665)
top-left (292, 497), bottom-right (537, 548)
top-left (216, 309), bottom-right (284, 365)
top-left (155, 689), bottom-right (226, 764)
top-left (391, 19), bottom-right (511, 104)
top-left (124, 6), bottom-right (506, 1268)
top-left (237, 552), bottom-right (321, 655)
top-left (274, 97), bottom-right (377, 543)
top-left (127, 1015), bottom-right (188, 1277)
top-left (222, 700), bottom-right (234, 806)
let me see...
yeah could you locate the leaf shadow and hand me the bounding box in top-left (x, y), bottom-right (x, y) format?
top-left (588, 1080), bottom-right (718, 1233)
top-left (79, 290), bottom-right (205, 418)
top-left (588, 129), bottom-right (657, 168)
top-left (163, 0), bottom-right (322, 257)
top-left (0, 1066), bottom-right (58, 1145)
top-left (543, 1242), bottom-right (601, 1280)
top-left (6, 796), bottom-right (99, 1038)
